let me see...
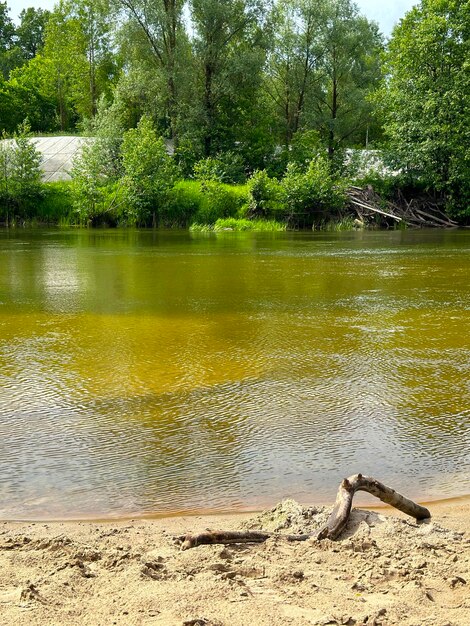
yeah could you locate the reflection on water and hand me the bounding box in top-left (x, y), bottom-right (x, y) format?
top-left (0, 229), bottom-right (469, 519)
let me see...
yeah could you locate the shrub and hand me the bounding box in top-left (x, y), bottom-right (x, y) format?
top-left (0, 122), bottom-right (43, 223)
top-left (247, 169), bottom-right (286, 219)
top-left (163, 180), bottom-right (203, 227)
top-left (193, 181), bottom-right (249, 224)
top-left (281, 158), bottom-right (346, 222)
top-left (193, 151), bottom-right (246, 184)
top-left (37, 181), bottom-right (73, 224)
top-left (121, 116), bottom-right (180, 224)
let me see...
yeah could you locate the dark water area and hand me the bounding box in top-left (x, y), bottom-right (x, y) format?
top-left (0, 228), bottom-right (469, 520)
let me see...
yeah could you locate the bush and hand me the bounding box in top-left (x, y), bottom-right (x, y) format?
top-left (37, 181), bottom-right (73, 224)
top-left (281, 158), bottom-right (346, 222)
top-left (121, 116), bottom-right (180, 224)
top-left (193, 181), bottom-right (249, 224)
top-left (193, 151), bottom-right (246, 184)
top-left (163, 180), bottom-right (203, 227)
top-left (0, 122), bottom-right (43, 223)
top-left (247, 170), bottom-right (286, 219)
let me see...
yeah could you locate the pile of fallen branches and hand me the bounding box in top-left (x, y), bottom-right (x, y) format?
top-left (347, 186), bottom-right (459, 229)
top-left (179, 474), bottom-right (431, 550)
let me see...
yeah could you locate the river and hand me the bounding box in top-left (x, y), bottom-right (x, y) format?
top-left (0, 228), bottom-right (469, 519)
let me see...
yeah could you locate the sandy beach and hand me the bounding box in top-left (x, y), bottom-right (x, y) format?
top-left (0, 497), bottom-right (469, 626)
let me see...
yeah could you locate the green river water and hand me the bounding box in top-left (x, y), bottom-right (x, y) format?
top-left (0, 228), bottom-right (469, 520)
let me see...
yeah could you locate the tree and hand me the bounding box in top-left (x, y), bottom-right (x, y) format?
top-left (70, 98), bottom-right (127, 224)
top-left (115, 0), bottom-right (187, 141)
top-left (16, 7), bottom-right (50, 60)
top-left (265, 0), bottom-right (327, 147)
top-left (265, 0), bottom-right (382, 164)
top-left (0, 67), bottom-right (56, 132)
top-left (64, 0), bottom-right (118, 116)
top-left (382, 0), bottom-right (470, 215)
top-left (0, 1), bottom-right (19, 78)
top-left (41, 3), bottom-right (90, 129)
top-left (189, 0), bottom-right (267, 157)
top-left (315, 0), bottom-right (383, 161)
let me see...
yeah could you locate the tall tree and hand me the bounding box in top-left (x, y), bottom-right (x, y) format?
top-left (265, 0), bottom-right (326, 146)
top-left (115, 0), bottom-right (186, 141)
top-left (382, 0), bottom-right (470, 215)
top-left (41, 3), bottom-right (90, 129)
top-left (66, 0), bottom-right (118, 116)
top-left (265, 0), bottom-right (382, 161)
top-left (16, 7), bottom-right (50, 60)
top-left (190, 0), bottom-right (267, 156)
top-left (0, 1), bottom-right (19, 78)
top-left (316, 0), bottom-right (382, 159)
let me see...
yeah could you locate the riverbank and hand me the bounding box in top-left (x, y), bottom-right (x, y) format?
top-left (1, 498), bottom-right (469, 626)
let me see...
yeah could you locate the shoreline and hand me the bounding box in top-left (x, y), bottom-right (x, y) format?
top-left (1, 497), bottom-right (469, 625)
top-left (3, 492), bottom-right (470, 525)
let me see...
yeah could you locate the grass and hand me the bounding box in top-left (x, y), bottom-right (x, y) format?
top-left (321, 216), bottom-right (359, 231)
top-left (190, 217), bottom-right (287, 232)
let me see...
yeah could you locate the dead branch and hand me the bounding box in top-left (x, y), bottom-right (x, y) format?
top-left (349, 198), bottom-right (402, 222)
top-left (180, 530), bottom-right (310, 551)
top-left (345, 186), bottom-right (458, 228)
top-left (179, 475), bottom-right (431, 550)
top-left (317, 473), bottom-right (431, 540)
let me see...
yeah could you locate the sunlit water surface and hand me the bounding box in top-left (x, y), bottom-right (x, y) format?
top-left (0, 229), bottom-right (469, 520)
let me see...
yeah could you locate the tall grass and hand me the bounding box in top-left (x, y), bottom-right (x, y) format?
top-left (190, 217), bottom-right (287, 232)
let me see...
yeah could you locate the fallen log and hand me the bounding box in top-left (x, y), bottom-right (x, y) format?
top-left (413, 207), bottom-right (458, 227)
top-left (179, 474), bottom-right (431, 550)
top-left (348, 198), bottom-right (402, 222)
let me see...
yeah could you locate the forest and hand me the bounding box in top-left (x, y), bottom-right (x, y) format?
top-left (0, 0), bottom-right (468, 228)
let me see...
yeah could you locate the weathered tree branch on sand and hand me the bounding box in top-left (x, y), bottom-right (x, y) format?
top-left (179, 474), bottom-right (431, 550)
top-left (180, 530), bottom-right (310, 551)
top-left (317, 473), bottom-right (431, 541)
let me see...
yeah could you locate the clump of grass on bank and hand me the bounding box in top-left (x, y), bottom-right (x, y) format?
top-left (190, 217), bottom-right (287, 232)
top-left (321, 216), bottom-right (359, 231)
top-left (37, 181), bottom-right (74, 224)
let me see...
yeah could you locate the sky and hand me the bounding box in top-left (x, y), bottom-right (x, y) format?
top-left (10, 0), bottom-right (417, 36)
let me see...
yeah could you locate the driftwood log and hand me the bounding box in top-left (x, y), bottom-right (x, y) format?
top-left (180, 474), bottom-right (431, 550)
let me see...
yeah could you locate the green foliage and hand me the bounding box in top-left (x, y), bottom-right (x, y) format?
top-left (190, 0), bottom-right (267, 157)
top-left (190, 217), bottom-right (286, 232)
top-left (193, 181), bottom-right (249, 224)
top-left (382, 0), bottom-right (470, 217)
top-left (0, 1), bottom-right (16, 78)
top-left (193, 156), bottom-right (226, 183)
top-left (193, 151), bottom-right (246, 184)
top-left (16, 7), bottom-right (50, 60)
top-left (36, 180), bottom-right (73, 223)
top-left (265, 0), bottom-right (383, 157)
top-left (214, 217), bottom-right (286, 231)
top-left (322, 216), bottom-right (358, 231)
top-left (247, 169), bottom-right (286, 219)
top-left (121, 116), bottom-right (180, 223)
top-left (70, 97), bottom-right (129, 224)
top-left (281, 158), bottom-right (346, 218)
top-left (163, 180), bottom-right (202, 227)
top-left (0, 121), bottom-right (43, 221)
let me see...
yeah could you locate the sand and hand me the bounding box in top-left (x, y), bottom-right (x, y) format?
top-left (0, 498), bottom-right (469, 626)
